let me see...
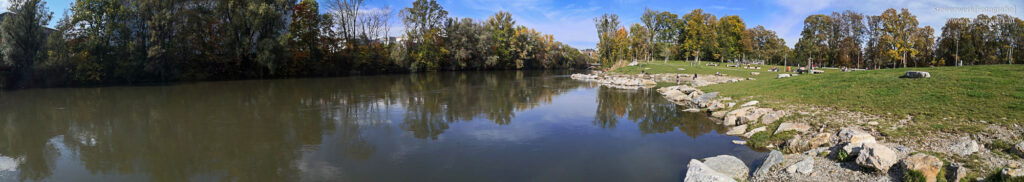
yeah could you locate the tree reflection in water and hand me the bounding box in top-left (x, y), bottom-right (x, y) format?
top-left (0, 70), bottom-right (724, 181)
top-left (593, 86), bottom-right (723, 138)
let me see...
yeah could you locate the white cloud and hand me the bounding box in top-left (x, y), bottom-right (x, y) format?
top-left (0, 0), bottom-right (9, 12)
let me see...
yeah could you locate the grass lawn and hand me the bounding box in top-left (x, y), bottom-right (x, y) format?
top-left (616, 61), bottom-right (1024, 136)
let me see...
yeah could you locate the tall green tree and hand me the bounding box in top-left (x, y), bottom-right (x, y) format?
top-left (681, 9), bottom-right (717, 63)
top-left (401, 0), bottom-right (448, 71)
top-left (487, 11), bottom-right (515, 69)
top-left (629, 23), bottom-right (650, 61)
top-left (594, 13), bottom-right (620, 67)
top-left (1, 0), bottom-right (52, 88)
top-left (875, 8), bottom-right (918, 68)
top-left (717, 15), bottom-right (746, 63)
top-left (795, 14), bottom-right (832, 67)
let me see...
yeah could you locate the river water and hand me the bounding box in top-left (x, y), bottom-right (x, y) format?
top-left (0, 71), bottom-right (765, 182)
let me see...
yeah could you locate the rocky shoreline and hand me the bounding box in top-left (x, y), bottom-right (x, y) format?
top-left (573, 72), bottom-right (1024, 182)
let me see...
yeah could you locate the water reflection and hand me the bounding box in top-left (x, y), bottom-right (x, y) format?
top-left (0, 71), bottom-right (741, 181)
top-left (593, 87), bottom-right (723, 137)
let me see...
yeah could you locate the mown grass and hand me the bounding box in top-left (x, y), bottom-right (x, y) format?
top-left (617, 61), bottom-right (1024, 135)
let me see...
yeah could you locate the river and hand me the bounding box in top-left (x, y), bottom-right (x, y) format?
top-left (0, 71), bottom-right (765, 182)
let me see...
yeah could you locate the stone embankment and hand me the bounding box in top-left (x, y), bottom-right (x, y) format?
top-left (570, 73), bottom-right (745, 89)
top-left (570, 73), bottom-right (657, 89)
top-left (658, 74), bottom-right (1015, 182)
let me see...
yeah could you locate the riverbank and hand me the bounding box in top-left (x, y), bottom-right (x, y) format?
top-left (587, 61), bottom-right (1023, 181)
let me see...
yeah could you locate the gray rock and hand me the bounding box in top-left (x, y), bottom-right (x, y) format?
top-left (901, 71), bottom-right (931, 78)
top-left (777, 74), bottom-right (791, 78)
top-left (725, 125), bottom-right (748, 136)
top-left (839, 127), bottom-right (877, 155)
top-left (685, 159), bottom-right (738, 182)
top-left (774, 122), bottom-right (811, 134)
top-left (711, 111), bottom-right (729, 119)
top-left (788, 133), bottom-right (832, 153)
top-left (950, 137), bottom-right (979, 156)
top-left (838, 127), bottom-right (872, 143)
top-left (707, 100), bottom-right (726, 111)
top-left (786, 157), bottom-right (814, 175)
top-left (683, 108), bottom-right (702, 112)
top-left (732, 140), bottom-right (747, 145)
top-left (754, 150), bottom-right (784, 178)
top-left (723, 107), bottom-right (755, 126)
top-left (693, 92), bottom-right (720, 107)
top-left (947, 162), bottom-right (967, 182)
top-left (738, 108), bottom-right (773, 124)
top-left (663, 90), bottom-right (685, 100)
top-left (702, 155), bottom-right (749, 180)
top-left (760, 110), bottom-right (786, 124)
top-left (740, 101), bottom-right (759, 107)
top-left (744, 127), bottom-right (767, 138)
top-left (855, 143), bottom-right (898, 172)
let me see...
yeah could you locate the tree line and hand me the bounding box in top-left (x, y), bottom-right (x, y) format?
top-left (795, 8), bottom-right (1023, 68)
top-left (593, 8), bottom-right (790, 67)
top-left (0, 0), bottom-right (590, 88)
top-left (597, 8), bottom-right (1024, 69)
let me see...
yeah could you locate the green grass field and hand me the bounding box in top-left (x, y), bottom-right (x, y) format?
top-left (617, 61), bottom-right (1024, 136)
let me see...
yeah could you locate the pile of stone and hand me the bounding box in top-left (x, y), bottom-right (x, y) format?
top-left (656, 85), bottom-right (722, 110)
top-left (570, 73), bottom-right (657, 89)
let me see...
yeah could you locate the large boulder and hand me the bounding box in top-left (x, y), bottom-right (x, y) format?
top-left (707, 100), bottom-right (726, 111)
top-left (901, 71), bottom-right (931, 78)
top-left (753, 150), bottom-right (784, 178)
top-left (904, 153), bottom-right (943, 182)
top-left (808, 133), bottom-right (832, 147)
top-left (711, 111), bottom-right (729, 119)
top-left (774, 122), bottom-right (811, 135)
top-left (685, 159), bottom-right (738, 182)
top-left (702, 155), bottom-right (750, 180)
top-left (744, 127), bottom-right (767, 138)
top-left (663, 90), bottom-right (685, 100)
top-left (740, 101), bottom-right (759, 107)
top-left (786, 157), bottom-right (814, 175)
top-left (855, 143), bottom-right (898, 172)
top-left (760, 110), bottom-right (787, 124)
top-left (787, 133), bottom-right (832, 152)
top-left (678, 85), bottom-right (698, 94)
top-left (725, 125), bottom-right (748, 136)
top-left (693, 92), bottom-right (720, 108)
top-left (723, 107), bottom-right (755, 126)
top-left (738, 108), bottom-right (773, 124)
top-left (839, 128), bottom-right (877, 155)
top-left (950, 137), bottom-right (979, 156)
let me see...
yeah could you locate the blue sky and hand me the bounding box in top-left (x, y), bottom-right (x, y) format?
top-left (9, 0), bottom-right (1024, 49)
